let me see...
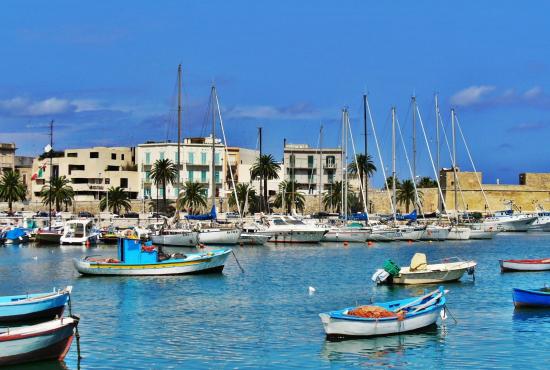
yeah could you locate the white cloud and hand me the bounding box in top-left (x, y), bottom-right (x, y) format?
top-left (26, 98), bottom-right (72, 116)
top-left (225, 103), bottom-right (318, 120)
top-left (450, 85), bottom-right (495, 106)
top-left (524, 86), bottom-right (543, 99)
top-left (0, 96), bottom-right (104, 116)
top-left (71, 99), bottom-right (100, 112)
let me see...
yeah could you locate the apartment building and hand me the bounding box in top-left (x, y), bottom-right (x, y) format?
top-left (283, 143), bottom-right (343, 195)
top-left (30, 147), bottom-right (139, 201)
top-left (1, 143), bottom-right (34, 198)
top-left (136, 135), bottom-right (225, 200)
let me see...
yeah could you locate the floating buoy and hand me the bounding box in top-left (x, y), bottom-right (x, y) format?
top-left (198, 243), bottom-right (205, 249)
top-left (85, 240), bottom-right (90, 248)
top-left (308, 286), bottom-right (316, 295)
top-left (408, 240), bottom-right (413, 244)
top-left (367, 241), bottom-right (374, 247)
top-left (343, 241), bottom-right (349, 247)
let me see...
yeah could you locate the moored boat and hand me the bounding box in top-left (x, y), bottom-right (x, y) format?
top-left (73, 237), bottom-right (231, 276)
top-left (238, 233), bottom-right (270, 245)
top-left (512, 288), bottom-right (550, 308)
top-left (500, 258), bottom-right (550, 272)
top-left (0, 316), bottom-right (79, 366)
top-left (446, 226), bottom-right (471, 240)
top-left (198, 228), bottom-right (241, 245)
top-left (319, 287), bottom-right (447, 338)
top-left (420, 225), bottom-right (450, 241)
top-left (151, 229), bottom-right (199, 247)
top-left (0, 287), bottom-right (72, 323)
top-left (0, 227), bottom-right (30, 245)
top-left (322, 228), bottom-right (370, 243)
top-left (35, 227), bottom-right (63, 245)
top-left (60, 219), bottom-right (100, 245)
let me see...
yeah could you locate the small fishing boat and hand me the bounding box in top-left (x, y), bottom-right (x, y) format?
top-left (74, 237), bottom-right (231, 276)
top-left (319, 288), bottom-right (447, 338)
top-left (0, 227), bottom-right (30, 245)
top-left (0, 287), bottom-right (72, 323)
top-left (372, 253), bottom-right (476, 285)
top-left (0, 316), bottom-right (79, 366)
top-left (60, 219), bottom-right (100, 245)
top-left (35, 226), bottom-right (63, 245)
top-left (500, 258), bottom-right (550, 272)
top-left (513, 287), bottom-right (550, 308)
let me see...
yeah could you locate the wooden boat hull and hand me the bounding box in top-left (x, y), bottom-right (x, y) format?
top-left (198, 229), bottom-right (241, 245)
top-left (73, 249), bottom-right (231, 276)
top-left (319, 291), bottom-right (446, 338)
top-left (0, 288), bottom-right (71, 323)
top-left (513, 288), bottom-right (550, 307)
top-left (151, 231), bottom-right (199, 247)
top-left (500, 259), bottom-right (550, 272)
top-left (0, 317), bottom-right (78, 366)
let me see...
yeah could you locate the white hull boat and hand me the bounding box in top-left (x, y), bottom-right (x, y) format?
top-left (151, 230), bottom-right (199, 247)
top-left (500, 258), bottom-right (550, 272)
top-left (254, 216), bottom-right (327, 243)
top-left (529, 212), bottom-right (550, 231)
top-left (484, 210), bottom-right (537, 232)
top-left (198, 228), bottom-right (242, 245)
top-left (446, 226), bottom-right (471, 240)
top-left (238, 233), bottom-right (270, 245)
top-left (60, 219), bottom-right (100, 245)
top-left (420, 226), bottom-right (450, 241)
top-left (322, 229), bottom-right (370, 243)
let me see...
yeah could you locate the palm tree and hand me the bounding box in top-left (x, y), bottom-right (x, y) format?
top-left (385, 175), bottom-right (400, 190)
top-left (40, 176), bottom-right (74, 212)
top-left (177, 181), bottom-right (207, 214)
top-left (100, 187), bottom-right (131, 215)
top-left (228, 183), bottom-right (258, 215)
top-left (417, 176), bottom-right (438, 188)
top-left (347, 154), bottom-right (376, 185)
top-left (272, 180), bottom-right (305, 214)
top-left (150, 158), bottom-right (178, 213)
top-left (250, 154), bottom-right (280, 212)
top-left (322, 181), bottom-right (355, 214)
top-left (396, 179), bottom-right (422, 213)
top-left (0, 170), bottom-right (26, 212)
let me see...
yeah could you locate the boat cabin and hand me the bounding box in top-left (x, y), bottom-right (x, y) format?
top-left (118, 238), bottom-right (157, 264)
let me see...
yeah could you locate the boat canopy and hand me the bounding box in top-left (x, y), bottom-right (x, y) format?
top-left (396, 210), bottom-right (417, 221)
top-left (185, 205), bottom-right (217, 221)
top-left (348, 213), bottom-right (369, 221)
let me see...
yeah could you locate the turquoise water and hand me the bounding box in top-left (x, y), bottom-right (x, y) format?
top-left (1, 233), bottom-right (549, 369)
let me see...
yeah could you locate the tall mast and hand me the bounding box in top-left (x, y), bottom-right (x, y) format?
top-left (318, 124), bottom-right (323, 213)
top-left (48, 120), bottom-right (53, 228)
top-left (392, 107), bottom-right (397, 223)
top-left (340, 109), bottom-right (345, 216)
top-left (363, 94), bottom-right (368, 212)
top-left (412, 95), bottom-right (417, 184)
top-left (452, 108), bottom-right (458, 221)
top-left (344, 111), bottom-right (349, 220)
top-left (435, 94), bottom-right (441, 213)
top-left (210, 86), bottom-right (216, 209)
top-left (258, 127), bottom-right (263, 213)
top-left (177, 64), bottom-right (182, 193)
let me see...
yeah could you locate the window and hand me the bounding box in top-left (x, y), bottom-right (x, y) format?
top-left (326, 156), bottom-right (335, 167)
top-left (160, 152), bottom-right (165, 160)
top-left (67, 152), bottom-right (78, 158)
top-left (201, 170), bottom-right (207, 183)
top-left (188, 152), bottom-right (194, 164)
top-left (215, 171), bottom-right (220, 184)
top-left (106, 165), bottom-right (119, 171)
top-left (111, 153), bottom-right (116, 160)
top-left (308, 155), bottom-right (314, 168)
top-left (328, 172), bottom-right (334, 184)
top-left (201, 152), bottom-right (207, 165)
top-left (175, 152), bottom-right (179, 163)
top-left (159, 188), bottom-right (164, 197)
top-left (145, 171), bottom-right (150, 181)
top-left (144, 188), bottom-right (151, 198)
top-left (105, 178), bottom-right (110, 185)
top-left (120, 178), bottom-right (128, 188)
top-left (68, 164), bottom-right (85, 175)
top-left (145, 152), bottom-right (151, 165)
top-left (188, 170), bottom-right (194, 181)
top-left (90, 152), bottom-right (99, 158)
top-left (121, 154), bottom-right (125, 160)
top-left (290, 154), bottom-right (295, 167)
top-left (215, 153), bottom-right (220, 165)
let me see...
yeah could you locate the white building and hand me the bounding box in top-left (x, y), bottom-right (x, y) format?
top-left (136, 136), bottom-right (225, 201)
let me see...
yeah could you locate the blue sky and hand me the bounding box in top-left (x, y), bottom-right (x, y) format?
top-left (1, 1), bottom-right (549, 186)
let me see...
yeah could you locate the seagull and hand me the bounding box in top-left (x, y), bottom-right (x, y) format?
top-left (308, 286), bottom-right (316, 295)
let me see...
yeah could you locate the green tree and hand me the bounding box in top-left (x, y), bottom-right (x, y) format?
top-left (177, 181), bottom-right (207, 214)
top-left (396, 179), bottom-right (422, 213)
top-left (322, 181), bottom-right (356, 214)
top-left (347, 154), bottom-right (376, 185)
top-left (0, 170), bottom-right (26, 212)
top-left (385, 175), bottom-right (401, 190)
top-left (228, 183), bottom-right (258, 215)
top-left (100, 186), bottom-right (131, 215)
top-left (250, 154), bottom-right (280, 212)
top-left (150, 158), bottom-right (178, 213)
top-left (40, 176), bottom-right (74, 212)
top-left (417, 176), bottom-right (438, 188)
top-left (272, 180), bottom-right (305, 214)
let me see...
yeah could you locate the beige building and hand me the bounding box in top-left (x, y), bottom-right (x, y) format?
top-left (283, 143), bottom-right (343, 195)
top-left (30, 147), bottom-right (139, 202)
top-left (136, 136), bottom-right (225, 201)
top-left (0, 143), bottom-right (34, 198)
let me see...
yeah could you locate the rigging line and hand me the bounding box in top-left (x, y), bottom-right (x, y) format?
top-left (455, 113), bottom-right (493, 214)
top-left (213, 89), bottom-right (242, 222)
top-left (395, 115), bottom-right (425, 218)
top-left (347, 113), bottom-right (369, 215)
top-left (438, 111), bottom-right (469, 218)
top-left (365, 96), bottom-right (395, 216)
top-left (416, 105), bottom-right (451, 223)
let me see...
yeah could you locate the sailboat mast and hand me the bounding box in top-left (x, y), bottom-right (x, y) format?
top-left (318, 124), bottom-right (323, 213)
top-left (392, 107), bottom-right (397, 222)
top-left (177, 64), bottom-right (182, 192)
top-left (452, 108), bottom-right (458, 220)
top-left (258, 127), bottom-right (263, 213)
top-left (344, 111), bottom-right (349, 220)
top-left (211, 86), bottom-right (216, 209)
top-left (49, 120), bottom-right (53, 227)
top-left (412, 95), bottom-right (417, 184)
top-left (340, 109), bottom-right (345, 216)
top-left (363, 94), bottom-right (368, 211)
top-left (435, 94), bottom-right (441, 213)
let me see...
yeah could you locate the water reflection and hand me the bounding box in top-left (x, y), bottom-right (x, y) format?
top-left (513, 308), bottom-right (550, 322)
top-left (8, 360), bottom-right (72, 370)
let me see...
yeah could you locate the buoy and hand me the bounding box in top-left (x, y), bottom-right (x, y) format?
top-left (308, 286), bottom-right (316, 295)
top-left (408, 240), bottom-right (412, 244)
top-left (367, 241), bottom-right (374, 247)
top-left (85, 239), bottom-right (90, 248)
top-left (343, 241), bottom-right (349, 247)
top-left (199, 243), bottom-right (205, 249)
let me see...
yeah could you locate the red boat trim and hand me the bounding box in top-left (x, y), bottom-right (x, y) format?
top-left (0, 334), bottom-right (74, 366)
top-left (502, 259), bottom-right (550, 264)
top-left (0, 321), bottom-right (75, 342)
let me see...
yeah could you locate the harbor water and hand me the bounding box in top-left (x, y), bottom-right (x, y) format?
top-left (1, 233), bottom-right (549, 369)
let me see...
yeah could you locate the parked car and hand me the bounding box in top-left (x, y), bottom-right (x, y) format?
top-left (122, 212), bottom-right (139, 218)
top-left (78, 211), bottom-right (94, 218)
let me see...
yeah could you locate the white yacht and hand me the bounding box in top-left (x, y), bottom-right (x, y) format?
top-left (446, 226), bottom-right (471, 240)
top-left (420, 225), bottom-right (450, 241)
top-left (322, 227), bottom-right (371, 243)
top-left (483, 210), bottom-right (537, 232)
top-left (249, 216), bottom-right (327, 243)
top-left (529, 211), bottom-right (550, 231)
top-left (60, 219), bottom-right (100, 245)
top-left (368, 224), bottom-right (424, 242)
top-left (151, 229), bottom-right (199, 247)
top-left (466, 223), bottom-right (500, 239)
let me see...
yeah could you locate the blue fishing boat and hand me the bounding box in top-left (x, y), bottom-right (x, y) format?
top-left (74, 237), bottom-right (231, 276)
top-left (0, 227), bottom-right (30, 245)
top-left (513, 287), bottom-right (550, 308)
top-left (0, 287), bottom-right (72, 323)
top-left (319, 287), bottom-right (448, 338)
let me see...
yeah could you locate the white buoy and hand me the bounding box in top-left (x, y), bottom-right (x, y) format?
top-left (308, 286), bottom-right (316, 295)
top-left (32, 256), bottom-right (38, 260)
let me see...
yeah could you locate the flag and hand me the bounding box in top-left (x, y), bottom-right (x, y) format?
top-left (31, 173), bottom-right (37, 181)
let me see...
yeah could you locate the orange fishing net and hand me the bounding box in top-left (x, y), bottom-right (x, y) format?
top-left (347, 306), bottom-right (398, 319)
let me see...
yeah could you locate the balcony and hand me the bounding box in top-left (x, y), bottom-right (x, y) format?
top-left (324, 162), bottom-right (336, 169)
